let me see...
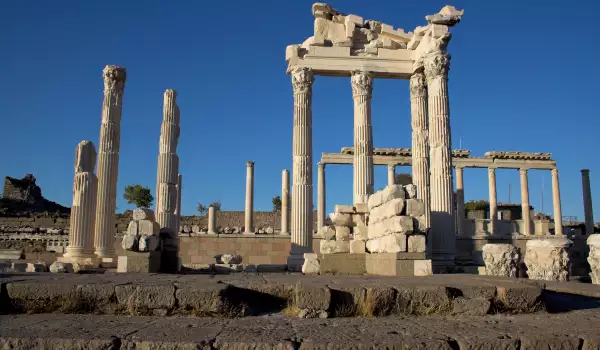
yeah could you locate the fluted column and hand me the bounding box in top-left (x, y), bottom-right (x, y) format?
top-left (64, 141), bottom-right (98, 259)
top-left (488, 168), bottom-right (497, 235)
top-left (281, 169), bottom-right (290, 235)
top-left (455, 166), bottom-right (465, 235)
top-left (289, 67), bottom-right (314, 270)
top-left (175, 173), bottom-right (182, 234)
top-left (552, 168), bottom-right (564, 235)
top-left (582, 169), bottom-right (594, 235)
top-left (351, 71), bottom-right (374, 204)
top-left (410, 71), bottom-right (430, 228)
top-left (244, 161), bottom-right (255, 234)
top-left (317, 162), bottom-right (326, 229)
top-left (207, 206), bottom-right (217, 234)
top-left (520, 169), bottom-right (532, 235)
top-left (387, 164), bottom-right (396, 187)
top-left (155, 89), bottom-right (181, 236)
top-left (424, 42), bottom-right (455, 264)
top-left (94, 65), bottom-right (126, 259)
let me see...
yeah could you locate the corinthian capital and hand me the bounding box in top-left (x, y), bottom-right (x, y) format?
top-left (103, 65), bottom-right (126, 92)
top-left (351, 70), bottom-right (373, 98)
top-left (409, 72), bottom-right (427, 99)
top-left (291, 67), bottom-right (314, 94)
top-left (424, 52), bottom-right (450, 81)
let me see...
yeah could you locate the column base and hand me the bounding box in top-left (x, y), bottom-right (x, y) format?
top-left (279, 231), bottom-right (290, 236)
top-left (243, 231), bottom-right (256, 235)
top-left (56, 256), bottom-right (102, 271)
top-left (63, 248), bottom-right (95, 259)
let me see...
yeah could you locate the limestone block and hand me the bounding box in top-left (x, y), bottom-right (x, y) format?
top-left (182, 225), bottom-right (191, 234)
top-left (345, 14), bottom-right (363, 25)
top-left (366, 233), bottom-right (407, 253)
top-left (265, 227), bottom-right (274, 234)
top-left (368, 216), bottom-right (414, 239)
top-left (404, 184), bottom-right (418, 199)
top-left (369, 198), bottom-right (405, 224)
top-left (138, 235), bottom-right (160, 252)
top-left (482, 244), bottom-right (519, 278)
top-left (320, 240), bottom-right (350, 254)
top-left (335, 205), bottom-right (354, 214)
top-left (587, 234), bottom-right (600, 284)
top-left (191, 225), bottom-right (200, 234)
top-left (345, 20), bottom-right (355, 38)
top-left (407, 235), bottom-right (426, 253)
top-left (49, 262), bottom-right (74, 273)
top-left (138, 220), bottom-right (160, 236)
top-left (122, 234), bottom-right (139, 251)
top-left (318, 226), bottom-right (336, 240)
top-left (367, 185), bottom-right (406, 210)
top-left (133, 208), bottom-right (155, 221)
top-left (350, 240), bottom-right (366, 254)
top-left (302, 253), bottom-right (320, 274)
top-left (221, 254), bottom-right (242, 264)
top-left (353, 225), bottom-right (368, 241)
top-left (329, 212), bottom-right (352, 226)
top-left (335, 226), bottom-right (351, 241)
top-left (405, 199), bottom-right (425, 217)
top-left (26, 262), bottom-right (46, 272)
top-left (414, 260), bottom-right (433, 276)
top-left (127, 221), bottom-right (138, 236)
top-left (352, 213), bottom-right (368, 226)
top-left (524, 238), bottom-right (572, 281)
top-left (117, 251), bottom-right (161, 273)
top-left (414, 215), bottom-right (428, 233)
top-left (354, 203), bottom-right (368, 214)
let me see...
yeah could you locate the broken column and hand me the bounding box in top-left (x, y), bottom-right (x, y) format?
top-left (387, 164), bottom-right (395, 187)
top-left (424, 34), bottom-right (456, 265)
top-left (482, 244), bottom-right (519, 277)
top-left (94, 65), bottom-right (126, 260)
top-left (207, 206), bottom-right (217, 234)
top-left (288, 67), bottom-right (314, 270)
top-left (551, 168), bottom-right (564, 235)
top-left (244, 161), bottom-right (255, 234)
top-left (60, 141), bottom-right (100, 268)
top-left (581, 169), bottom-right (594, 235)
top-left (281, 169), bottom-right (290, 235)
top-left (524, 238), bottom-right (572, 281)
top-left (351, 70), bottom-right (374, 205)
top-left (317, 162), bottom-right (326, 229)
top-left (410, 71), bottom-right (430, 228)
top-left (155, 89), bottom-right (181, 272)
top-left (520, 169), bottom-right (532, 235)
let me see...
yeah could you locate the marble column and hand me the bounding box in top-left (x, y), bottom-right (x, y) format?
top-left (455, 166), bottom-right (465, 235)
top-left (207, 206), bottom-right (217, 234)
top-left (351, 70), bottom-right (374, 204)
top-left (94, 65), bottom-right (126, 259)
top-left (244, 161), bottom-right (255, 234)
top-left (424, 42), bottom-right (455, 264)
top-left (387, 164), bottom-right (395, 187)
top-left (410, 71), bottom-right (430, 228)
top-left (520, 169), bottom-right (532, 235)
top-left (155, 89), bottom-right (180, 236)
top-left (317, 162), bottom-right (326, 229)
top-left (289, 67), bottom-right (314, 270)
top-left (175, 173), bottom-right (182, 234)
top-left (281, 169), bottom-right (290, 235)
top-left (552, 168), bottom-right (564, 235)
top-left (582, 169), bottom-right (594, 235)
top-left (64, 141), bottom-right (98, 260)
top-left (488, 168), bottom-right (497, 235)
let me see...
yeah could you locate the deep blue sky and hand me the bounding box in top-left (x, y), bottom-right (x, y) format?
top-left (1, 0), bottom-right (598, 220)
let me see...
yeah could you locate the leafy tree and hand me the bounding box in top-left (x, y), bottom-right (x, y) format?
top-left (394, 173), bottom-right (413, 186)
top-left (272, 196), bottom-right (282, 212)
top-left (197, 202), bottom-right (207, 216)
top-left (123, 185), bottom-right (153, 208)
top-left (464, 200), bottom-right (489, 211)
top-left (209, 200), bottom-right (222, 211)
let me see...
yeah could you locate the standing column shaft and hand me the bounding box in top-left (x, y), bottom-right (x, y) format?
top-left (488, 168), bottom-right (497, 235)
top-left (244, 161), bottom-right (255, 233)
top-left (410, 71), bottom-right (430, 228)
top-left (582, 169), bottom-right (594, 235)
top-left (387, 165), bottom-right (396, 187)
top-left (424, 45), bottom-right (455, 263)
top-left (520, 169), bottom-right (531, 235)
top-left (552, 168), bottom-right (564, 235)
top-left (94, 65), bottom-right (126, 259)
top-left (317, 163), bottom-right (326, 229)
top-left (175, 174), bottom-right (182, 234)
top-left (281, 169), bottom-right (290, 235)
top-left (207, 206), bottom-right (216, 234)
top-left (65, 141), bottom-right (98, 258)
top-left (351, 71), bottom-right (374, 204)
top-left (455, 167), bottom-right (465, 235)
top-left (155, 89), bottom-right (181, 235)
top-left (289, 67), bottom-right (315, 267)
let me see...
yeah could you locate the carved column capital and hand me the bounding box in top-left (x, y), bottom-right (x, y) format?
top-left (424, 51), bottom-right (450, 81)
top-left (351, 70), bottom-right (373, 98)
top-left (291, 67), bottom-right (314, 94)
top-left (519, 168), bottom-right (528, 176)
top-left (551, 168), bottom-right (558, 176)
top-left (102, 65), bottom-right (126, 92)
top-left (247, 161), bottom-right (255, 167)
top-left (488, 167), bottom-right (496, 175)
top-left (317, 162), bottom-right (325, 169)
top-left (387, 164), bottom-right (395, 170)
top-left (409, 72), bottom-right (427, 99)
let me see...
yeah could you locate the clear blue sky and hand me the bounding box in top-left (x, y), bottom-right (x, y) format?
top-left (1, 0), bottom-right (599, 220)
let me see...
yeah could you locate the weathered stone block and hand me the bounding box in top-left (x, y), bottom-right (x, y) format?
top-left (49, 262), bottom-right (73, 273)
top-left (354, 203), bottom-right (368, 214)
top-left (130, 284), bottom-right (176, 310)
top-left (175, 283), bottom-right (231, 314)
top-left (334, 205), bottom-right (354, 214)
top-left (367, 185), bottom-right (405, 210)
top-left (121, 234), bottom-right (139, 251)
top-left (138, 235), bottom-right (159, 252)
top-left (320, 240), bottom-right (350, 254)
top-left (295, 281), bottom-right (331, 310)
top-left (318, 226), bottom-right (336, 240)
top-left (138, 220), bottom-right (160, 236)
top-left (329, 213), bottom-right (352, 226)
top-left (368, 216), bottom-right (413, 239)
top-left (407, 235), bottom-right (426, 253)
top-left (369, 198), bottom-right (405, 224)
top-left (335, 226), bottom-right (350, 241)
top-left (405, 199), bottom-right (425, 217)
top-left (302, 253), bottom-right (320, 274)
top-left (133, 208), bottom-right (155, 221)
top-left (221, 254), bottom-right (242, 264)
top-left (350, 240), bottom-right (366, 254)
top-left (482, 243), bottom-right (519, 278)
top-left (413, 260), bottom-right (433, 276)
top-left (320, 254), bottom-right (366, 275)
top-left (452, 297), bottom-right (491, 316)
top-left (366, 233), bottom-right (407, 253)
top-left (353, 225), bottom-right (368, 241)
top-left (117, 251), bottom-right (161, 273)
top-left (404, 184), bottom-right (418, 199)
top-left (127, 221), bottom-right (138, 236)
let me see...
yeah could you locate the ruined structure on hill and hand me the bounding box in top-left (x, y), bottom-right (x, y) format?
top-left (1, 174), bottom-right (69, 216)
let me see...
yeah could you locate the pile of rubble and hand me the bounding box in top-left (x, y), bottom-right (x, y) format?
top-left (0, 226), bottom-right (67, 234)
top-left (319, 203), bottom-right (368, 254)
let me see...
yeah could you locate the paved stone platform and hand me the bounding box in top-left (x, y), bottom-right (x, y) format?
top-left (2, 273), bottom-right (600, 318)
top-left (2, 311), bottom-right (600, 349)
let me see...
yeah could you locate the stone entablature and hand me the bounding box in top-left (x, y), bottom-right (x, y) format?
top-left (484, 151), bottom-right (552, 161)
top-left (340, 147), bottom-right (470, 158)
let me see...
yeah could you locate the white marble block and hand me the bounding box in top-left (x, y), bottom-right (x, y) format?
top-left (587, 234), bottom-right (600, 284)
top-left (524, 238), bottom-right (572, 281)
top-left (482, 243), bottom-right (519, 278)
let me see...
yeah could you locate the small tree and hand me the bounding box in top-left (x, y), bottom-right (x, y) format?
top-left (272, 196), bottom-right (282, 213)
top-left (464, 200), bottom-right (489, 210)
top-left (123, 184), bottom-right (154, 208)
top-left (395, 173), bottom-right (413, 186)
top-left (197, 202), bottom-right (207, 216)
top-left (209, 200), bottom-right (222, 211)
